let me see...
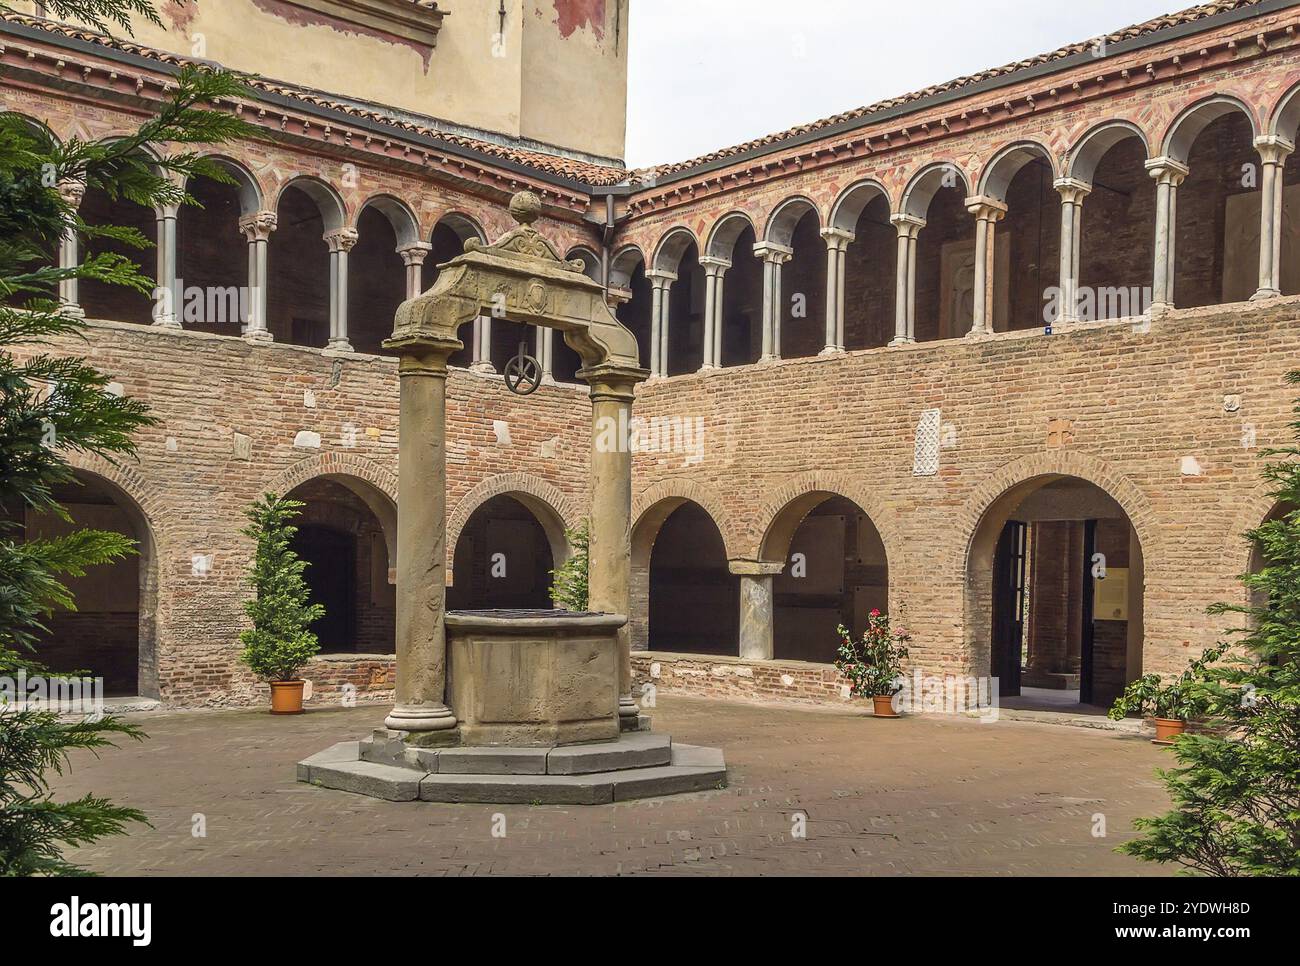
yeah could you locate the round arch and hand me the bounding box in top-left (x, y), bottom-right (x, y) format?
top-left (900, 161), bottom-right (972, 219)
top-left (609, 244), bottom-right (645, 288)
top-left (977, 140), bottom-right (1060, 202)
top-left (752, 471), bottom-right (902, 566)
top-left (1161, 94), bottom-right (1261, 164)
top-left (566, 245), bottom-right (602, 281)
top-left (447, 473), bottom-right (580, 571)
top-left (60, 453), bottom-right (163, 698)
top-left (1, 111), bottom-right (61, 147)
top-left (958, 452), bottom-right (1156, 703)
top-left (275, 176), bottom-right (346, 232)
top-left (266, 454), bottom-right (398, 560)
top-left (829, 179), bottom-right (890, 233)
top-left (705, 211), bottom-right (757, 260)
top-left (1269, 80), bottom-right (1300, 141)
top-left (651, 225), bottom-right (699, 273)
top-left (432, 210), bottom-right (487, 245)
top-left (1065, 120), bottom-right (1151, 184)
top-left (191, 155), bottom-right (263, 216)
top-left (763, 195), bottom-right (819, 246)
top-left (632, 479), bottom-right (741, 568)
top-left (357, 194), bottom-right (420, 247)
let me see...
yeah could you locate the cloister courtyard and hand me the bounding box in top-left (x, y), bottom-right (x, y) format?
top-left (52, 696), bottom-right (1172, 877)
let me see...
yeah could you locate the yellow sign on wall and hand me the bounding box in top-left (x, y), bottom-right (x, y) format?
top-left (1094, 567), bottom-right (1129, 621)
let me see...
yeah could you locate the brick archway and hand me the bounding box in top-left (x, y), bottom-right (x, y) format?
top-left (632, 479), bottom-right (740, 566)
top-left (266, 453), bottom-right (399, 558)
top-left (63, 452), bottom-right (164, 698)
top-left (957, 450), bottom-right (1157, 689)
top-left (447, 473), bottom-right (581, 572)
top-left (751, 470), bottom-right (903, 567)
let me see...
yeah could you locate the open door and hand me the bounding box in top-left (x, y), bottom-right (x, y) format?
top-left (1079, 518), bottom-right (1097, 705)
top-left (991, 520), bottom-right (1027, 697)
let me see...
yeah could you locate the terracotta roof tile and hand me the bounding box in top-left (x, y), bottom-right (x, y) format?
top-left (630, 0), bottom-right (1267, 183)
top-left (0, 10), bottom-right (631, 187)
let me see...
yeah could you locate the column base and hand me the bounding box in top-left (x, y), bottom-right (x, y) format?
top-left (758, 353), bottom-right (781, 363)
top-left (618, 695), bottom-right (640, 719)
top-left (469, 361), bottom-right (497, 375)
top-left (887, 336), bottom-right (915, 348)
top-left (151, 317), bottom-right (183, 330)
top-left (1250, 288), bottom-right (1282, 301)
top-left (385, 704), bottom-right (458, 733)
top-left (699, 363), bottom-right (720, 373)
top-left (1148, 301), bottom-right (1174, 318)
top-left (243, 328), bottom-right (274, 344)
top-left (965, 326), bottom-right (992, 339)
top-left (326, 339), bottom-right (354, 353)
top-left (818, 345), bottom-right (844, 356)
top-left (60, 304), bottom-right (85, 320)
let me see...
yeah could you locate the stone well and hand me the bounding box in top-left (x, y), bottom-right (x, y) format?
top-left (446, 610), bottom-right (623, 747)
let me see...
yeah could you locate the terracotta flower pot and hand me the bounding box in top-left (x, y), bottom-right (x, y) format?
top-left (1151, 716), bottom-right (1185, 745)
top-left (270, 680), bottom-right (305, 715)
top-left (872, 694), bottom-right (901, 718)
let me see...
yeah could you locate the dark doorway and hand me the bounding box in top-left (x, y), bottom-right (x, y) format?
top-left (991, 520), bottom-right (1027, 697)
top-left (293, 524), bottom-right (357, 652)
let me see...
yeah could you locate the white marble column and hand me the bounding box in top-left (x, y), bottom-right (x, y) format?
top-left (752, 241), bottom-right (792, 361)
top-left (889, 213), bottom-right (925, 345)
top-left (820, 227), bottom-right (853, 354)
top-left (964, 196), bottom-right (1007, 335)
top-left (1053, 178), bottom-right (1092, 323)
top-left (152, 202), bottom-right (181, 328)
top-left (57, 179), bottom-right (86, 319)
top-left (536, 325), bottom-right (554, 381)
top-left (1144, 156), bottom-right (1189, 314)
top-left (324, 227), bottom-right (358, 351)
top-left (645, 269), bottom-right (676, 378)
top-left (1252, 134), bottom-right (1295, 300)
top-left (238, 210), bottom-right (276, 341)
top-left (731, 561), bottom-right (784, 661)
top-left (398, 241), bottom-right (432, 300)
top-left (698, 256), bottom-right (730, 371)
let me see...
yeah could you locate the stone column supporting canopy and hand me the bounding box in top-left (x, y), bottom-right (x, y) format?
top-left (964, 196), bottom-right (1007, 335)
top-left (1145, 156), bottom-right (1189, 314)
top-left (56, 179), bottom-right (86, 319)
top-left (324, 227), bottom-right (359, 351)
top-left (889, 213), bottom-right (925, 346)
top-left (820, 227), bottom-right (854, 354)
top-left (1053, 178), bottom-right (1092, 323)
top-left (645, 269), bottom-right (676, 378)
top-left (586, 367), bottom-right (645, 720)
top-left (238, 210), bottom-right (276, 340)
top-left (383, 339), bottom-right (460, 734)
top-left (752, 241), bottom-right (792, 361)
top-left (398, 241), bottom-right (432, 300)
top-left (1252, 134), bottom-right (1295, 300)
top-left (698, 255), bottom-right (730, 370)
top-left (730, 560), bottom-right (785, 661)
top-left (536, 325), bottom-right (555, 381)
top-left (152, 203), bottom-right (181, 329)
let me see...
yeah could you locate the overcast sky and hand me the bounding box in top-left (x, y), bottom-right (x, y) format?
top-left (625, 0), bottom-right (1183, 167)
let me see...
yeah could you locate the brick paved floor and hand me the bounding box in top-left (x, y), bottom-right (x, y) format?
top-left (53, 695), bottom-right (1176, 876)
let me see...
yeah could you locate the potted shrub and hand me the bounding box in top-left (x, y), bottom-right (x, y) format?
top-left (835, 610), bottom-right (911, 717)
top-left (239, 494), bottom-right (324, 714)
top-left (1108, 645), bottom-right (1226, 744)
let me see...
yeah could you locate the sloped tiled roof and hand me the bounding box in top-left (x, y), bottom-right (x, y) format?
top-left (631, 0), bottom-right (1269, 182)
top-left (0, 10), bottom-right (631, 186)
top-left (0, 1), bottom-right (1281, 190)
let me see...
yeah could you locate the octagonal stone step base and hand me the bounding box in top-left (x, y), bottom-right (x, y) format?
top-left (297, 737), bottom-right (726, 805)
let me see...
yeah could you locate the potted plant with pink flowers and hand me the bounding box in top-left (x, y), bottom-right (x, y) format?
top-left (835, 610), bottom-right (911, 717)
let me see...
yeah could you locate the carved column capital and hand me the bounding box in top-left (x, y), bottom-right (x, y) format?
top-left (820, 226), bottom-right (855, 251)
top-left (1052, 177), bottom-right (1093, 206)
top-left (698, 255), bottom-right (732, 278)
top-left (964, 195), bottom-right (1009, 223)
top-left (57, 178), bottom-right (86, 208)
top-left (324, 227), bottom-right (360, 253)
top-left (752, 241), bottom-right (793, 264)
top-left (1144, 156), bottom-right (1190, 187)
top-left (398, 240), bottom-right (433, 267)
top-left (890, 212), bottom-right (927, 238)
top-left (238, 210), bottom-right (278, 242)
top-left (1254, 133), bottom-right (1296, 167)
